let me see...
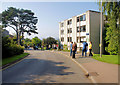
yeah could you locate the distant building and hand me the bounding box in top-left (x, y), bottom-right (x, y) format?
top-left (59, 10), bottom-right (104, 54)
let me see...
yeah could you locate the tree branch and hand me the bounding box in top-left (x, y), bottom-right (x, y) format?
top-left (8, 25), bottom-right (17, 32)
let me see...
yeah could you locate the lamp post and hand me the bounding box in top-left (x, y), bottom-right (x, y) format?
top-left (100, 1), bottom-right (103, 57)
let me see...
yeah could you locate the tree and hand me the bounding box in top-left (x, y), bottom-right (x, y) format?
top-left (2, 7), bottom-right (38, 45)
top-left (42, 38), bottom-right (46, 47)
top-left (98, 1), bottom-right (120, 54)
top-left (32, 37), bottom-right (42, 47)
top-left (23, 38), bottom-right (32, 46)
top-left (45, 37), bottom-right (57, 46)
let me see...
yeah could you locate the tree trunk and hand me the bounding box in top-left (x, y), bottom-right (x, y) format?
top-left (19, 31), bottom-right (21, 45)
top-left (16, 31), bottom-right (19, 44)
top-left (22, 31), bottom-right (24, 40)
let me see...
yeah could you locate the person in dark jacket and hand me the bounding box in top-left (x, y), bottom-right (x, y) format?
top-left (82, 41), bottom-right (88, 57)
top-left (72, 42), bottom-right (77, 58)
top-left (70, 42), bottom-right (73, 56)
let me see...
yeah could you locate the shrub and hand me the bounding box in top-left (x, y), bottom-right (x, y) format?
top-left (2, 36), bottom-right (24, 58)
top-left (63, 44), bottom-right (68, 50)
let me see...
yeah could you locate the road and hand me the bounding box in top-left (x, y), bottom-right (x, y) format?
top-left (2, 50), bottom-right (91, 83)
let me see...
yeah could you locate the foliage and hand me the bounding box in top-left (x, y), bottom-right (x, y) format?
top-left (42, 37), bottom-right (57, 46)
top-left (92, 54), bottom-right (119, 64)
top-left (2, 53), bottom-right (29, 66)
top-left (98, 2), bottom-right (120, 55)
top-left (42, 38), bottom-right (46, 47)
top-left (2, 36), bottom-right (24, 58)
top-left (1, 7), bottom-right (38, 44)
top-left (32, 36), bottom-right (42, 47)
top-left (63, 44), bottom-right (68, 51)
top-left (23, 38), bottom-right (32, 46)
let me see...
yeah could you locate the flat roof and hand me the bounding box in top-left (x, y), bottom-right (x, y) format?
top-left (59, 10), bottom-right (100, 23)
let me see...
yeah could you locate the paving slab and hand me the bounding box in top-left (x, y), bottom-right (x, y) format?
top-left (55, 51), bottom-right (118, 83)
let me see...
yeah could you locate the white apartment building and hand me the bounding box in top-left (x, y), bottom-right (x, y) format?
top-left (59, 10), bottom-right (104, 54)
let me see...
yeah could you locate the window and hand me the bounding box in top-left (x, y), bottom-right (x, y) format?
top-left (77, 37), bottom-right (80, 43)
top-left (80, 36), bottom-right (86, 43)
top-left (61, 30), bottom-right (64, 35)
top-left (77, 17), bottom-right (79, 22)
top-left (68, 28), bottom-right (72, 33)
top-left (83, 14), bottom-right (86, 21)
top-left (67, 29), bottom-right (69, 33)
top-left (61, 37), bottom-right (64, 42)
top-left (80, 26), bottom-right (83, 32)
top-left (67, 37), bottom-right (69, 42)
top-left (83, 26), bottom-right (86, 32)
top-left (67, 20), bottom-right (69, 25)
top-left (67, 37), bottom-right (72, 42)
top-left (80, 26), bottom-right (86, 32)
top-left (70, 28), bottom-right (72, 33)
top-left (69, 19), bottom-right (72, 24)
top-left (80, 16), bottom-right (83, 21)
top-left (77, 27), bottom-right (80, 32)
top-left (70, 37), bottom-right (72, 42)
top-left (61, 23), bottom-right (64, 27)
top-left (80, 14), bottom-right (86, 21)
top-left (67, 19), bottom-right (72, 25)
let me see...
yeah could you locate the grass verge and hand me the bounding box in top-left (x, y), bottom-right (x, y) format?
top-left (2, 53), bottom-right (29, 66)
top-left (92, 54), bottom-right (119, 64)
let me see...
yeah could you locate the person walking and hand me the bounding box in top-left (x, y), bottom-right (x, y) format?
top-left (70, 42), bottom-right (73, 56)
top-left (82, 41), bottom-right (88, 57)
top-left (89, 41), bottom-right (93, 56)
top-left (72, 42), bottom-right (77, 58)
top-left (75, 42), bottom-right (77, 54)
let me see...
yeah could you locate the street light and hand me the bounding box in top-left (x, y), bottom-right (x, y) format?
top-left (100, 1), bottom-right (103, 57)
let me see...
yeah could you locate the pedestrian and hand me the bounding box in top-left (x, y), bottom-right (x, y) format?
top-left (75, 42), bottom-right (77, 54)
top-left (82, 41), bottom-right (88, 57)
top-left (70, 42), bottom-right (73, 56)
top-left (89, 41), bottom-right (93, 56)
top-left (72, 42), bottom-right (77, 58)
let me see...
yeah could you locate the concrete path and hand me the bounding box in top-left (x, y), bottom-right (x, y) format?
top-left (2, 50), bottom-right (91, 83)
top-left (54, 51), bottom-right (118, 83)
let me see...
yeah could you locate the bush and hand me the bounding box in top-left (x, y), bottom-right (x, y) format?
top-left (2, 36), bottom-right (24, 58)
top-left (63, 44), bottom-right (68, 50)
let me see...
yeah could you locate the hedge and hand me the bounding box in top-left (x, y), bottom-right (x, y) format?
top-left (2, 36), bottom-right (24, 58)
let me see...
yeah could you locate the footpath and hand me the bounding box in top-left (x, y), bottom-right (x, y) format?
top-left (53, 51), bottom-right (118, 83)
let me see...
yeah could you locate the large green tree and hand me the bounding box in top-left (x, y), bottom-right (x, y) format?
top-left (2, 7), bottom-right (38, 45)
top-left (32, 37), bottom-right (42, 47)
top-left (23, 38), bottom-right (32, 46)
top-left (99, 1), bottom-right (120, 54)
top-left (45, 37), bottom-right (57, 46)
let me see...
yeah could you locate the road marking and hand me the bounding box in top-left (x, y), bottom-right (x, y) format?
top-left (50, 51), bottom-right (97, 84)
top-left (0, 55), bottom-right (29, 71)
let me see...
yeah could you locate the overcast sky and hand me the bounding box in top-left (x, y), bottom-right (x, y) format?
top-left (1, 2), bottom-right (99, 40)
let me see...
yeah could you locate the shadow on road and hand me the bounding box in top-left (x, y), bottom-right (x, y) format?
top-left (2, 58), bottom-right (74, 83)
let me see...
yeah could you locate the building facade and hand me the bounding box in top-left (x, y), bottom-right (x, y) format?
top-left (59, 10), bottom-right (104, 54)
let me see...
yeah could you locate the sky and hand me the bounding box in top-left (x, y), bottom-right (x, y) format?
top-left (1, 2), bottom-right (100, 40)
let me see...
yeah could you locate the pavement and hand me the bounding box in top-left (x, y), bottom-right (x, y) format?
top-left (53, 50), bottom-right (118, 83)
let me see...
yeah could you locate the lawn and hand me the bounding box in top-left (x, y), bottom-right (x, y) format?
top-left (92, 54), bottom-right (119, 64)
top-left (2, 53), bottom-right (29, 66)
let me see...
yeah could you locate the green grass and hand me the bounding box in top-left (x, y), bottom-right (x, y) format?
top-left (92, 54), bottom-right (119, 64)
top-left (2, 53), bottom-right (29, 66)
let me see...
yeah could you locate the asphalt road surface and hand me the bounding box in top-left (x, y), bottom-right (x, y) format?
top-left (2, 50), bottom-right (91, 83)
